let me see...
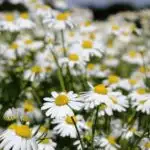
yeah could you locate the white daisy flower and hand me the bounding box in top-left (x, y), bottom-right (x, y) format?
top-left (70, 39), bottom-right (103, 61)
top-left (43, 11), bottom-right (75, 30)
top-left (95, 135), bottom-right (120, 150)
top-left (122, 50), bottom-right (143, 65)
top-left (0, 124), bottom-right (38, 150)
top-left (139, 138), bottom-right (150, 150)
top-left (16, 13), bottom-right (35, 30)
top-left (24, 65), bottom-right (45, 82)
top-left (0, 13), bottom-right (19, 32)
top-left (122, 123), bottom-right (142, 139)
top-left (18, 100), bottom-right (43, 122)
top-left (60, 52), bottom-right (86, 68)
top-left (41, 91), bottom-right (83, 119)
top-left (38, 138), bottom-right (57, 150)
top-left (108, 91), bottom-right (128, 112)
top-left (53, 115), bottom-right (85, 138)
top-left (3, 108), bottom-right (17, 121)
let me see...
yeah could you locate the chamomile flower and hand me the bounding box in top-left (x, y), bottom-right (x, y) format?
top-left (81, 84), bottom-right (111, 110)
top-left (95, 134), bottom-right (120, 150)
top-left (122, 50), bottom-right (143, 65)
top-left (0, 13), bottom-right (19, 32)
top-left (0, 124), bottom-right (38, 150)
top-left (61, 52), bottom-right (86, 68)
top-left (70, 39), bottom-right (103, 61)
top-left (139, 138), bottom-right (150, 150)
top-left (3, 108), bottom-right (17, 121)
top-left (16, 12), bottom-right (35, 30)
top-left (43, 11), bottom-right (75, 30)
top-left (41, 91), bottom-right (83, 119)
top-left (80, 20), bottom-right (96, 33)
top-left (19, 100), bottom-right (43, 122)
top-left (53, 115), bottom-right (85, 138)
top-left (24, 65), bottom-right (45, 81)
top-left (122, 123), bottom-right (142, 139)
top-left (38, 138), bottom-right (57, 150)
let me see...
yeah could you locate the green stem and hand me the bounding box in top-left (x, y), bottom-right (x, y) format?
top-left (71, 117), bottom-right (84, 150)
top-left (51, 49), bottom-right (66, 91)
top-left (92, 106), bottom-right (99, 149)
top-left (60, 30), bottom-right (67, 56)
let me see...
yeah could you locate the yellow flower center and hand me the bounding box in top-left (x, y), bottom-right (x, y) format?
top-left (20, 13), bottom-right (29, 19)
top-left (128, 50), bottom-right (137, 58)
top-left (15, 125), bottom-right (31, 138)
top-left (107, 136), bottom-right (116, 145)
top-left (41, 138), bottom-right (49, 144)
top-left (55, 94), bottom-right (69, 106)
top-left (108, 75), bottom-right (119, 84)
top-left (89, 33), bottom-right (96, 40)
top-left (31, 65), bottom-right (42, 73)
top-left (107, 39), bottom-right (114, 48)
top-left (129, 79), bottom-right (137, 85)
top-left (112, 25), bottom-right (120, 31)
top-left (69, 54), bottom-right (79, 61)
top-left (139, 66), bottom-right (147, 73)
top-left (87, 63), bottom-right (95, 70)
top-left (129, 127), bottom-right (136, 133)
top-left (56, 12), bottom-right (69, 21)
top-left (137, 88), bottom-right (146, 95)
top-left (8, 124), bottom-right (17, 130)
top-left (24, 102), bottom-right (34, 112)
top-left (5, 14), bottom-right (15, 22)
top-left (65, 116), bottom-right (77, 124)
top-left (145, 142), bottom-right (150, 148)
top-left (94, 84), bottom-right (108, 95)
top-left (10, 43), bottom-right (18, 50)
top-left (84, 21), bottom-right (91, 27)
top-left (25, 39), bottom-right (33, 45)
top-left (82, 40), bottom-right (93, 49)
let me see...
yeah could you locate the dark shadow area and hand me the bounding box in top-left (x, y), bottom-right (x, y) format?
top-left (0, 1), bottom-right (27, 12)
top-left (91, 3), bottom-right (136, 20)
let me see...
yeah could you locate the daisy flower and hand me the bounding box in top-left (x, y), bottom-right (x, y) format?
top-left (3, 108), bottom-right (17, 121)
top-left (0, 13), bottom-right (19, 32)
top-left (95, 134), bottom-right (120, 150)
top-left (122, 123), bottom-right (142, 139)
top-left (38, 138), bottom-right (57, 150)
top-left (0, 124), bottom-right (38, 150)
top-left (41, 91), bottom-right (83, 119)
top-left (24, 65), bottom-right (45, 82)
top-left (139, 138), bottom-right (150, 150)
top-left (16, 12), bottom-right (35, 30)
top-left (60, 52), bottom-right (86, 68)
top-left (70, 39), bottom-right (103, 61)
top-left (122, 50), bottom-right (143, 65)
top-left (43, 11), bottom-right (75, 30)
top-left (53, 115), bottom-right (85, 138)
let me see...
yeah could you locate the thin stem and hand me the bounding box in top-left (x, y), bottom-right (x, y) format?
top-left (60, 30), bottom-right (67, 56)
top-left (51, 49), bottom-right (66, 91)
top-left (92, 106), bottom-right (99, 149)
top-left (71, 117), bottom-right (84, 150)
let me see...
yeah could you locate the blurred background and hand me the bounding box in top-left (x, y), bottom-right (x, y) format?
top-left (1, 0), bottom-right (150, 19)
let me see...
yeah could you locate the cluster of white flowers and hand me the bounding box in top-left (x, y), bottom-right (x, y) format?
top-left (0, 0), bottom-right (150, 150)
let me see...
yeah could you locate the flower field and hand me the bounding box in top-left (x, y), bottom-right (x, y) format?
top-left (0, 1), bottom-right (150, 150)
